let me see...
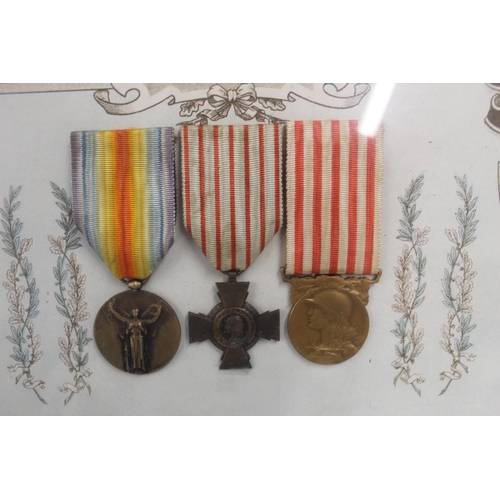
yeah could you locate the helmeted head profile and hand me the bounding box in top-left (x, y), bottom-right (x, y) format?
top-left (305, 290), bottom-right (352, 330)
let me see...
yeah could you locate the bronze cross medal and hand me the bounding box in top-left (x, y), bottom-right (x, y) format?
top-left (189, 276), bottom-right (279, 369)
top-left (181, 124), bottom-right (284, 370)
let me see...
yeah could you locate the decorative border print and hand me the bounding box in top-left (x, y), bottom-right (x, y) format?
top-left (0, 83), bottom-right (371, 119)
top-left (439, 176), bottom-right (478, 396)
top-left (392, 175), bottom-right (428, 396)
top-left (48, 183), bottom-right (92, 405)
top-left (1, 186), bottom-right (46, 404)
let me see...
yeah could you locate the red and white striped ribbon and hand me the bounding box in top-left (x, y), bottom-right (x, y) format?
top-left (286, 120), bottom-right (383, 276)
top-left (181, 124), bottom-right (283, 272)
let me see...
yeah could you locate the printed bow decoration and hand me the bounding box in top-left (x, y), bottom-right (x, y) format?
top-left (59, 366), bottom-right (93, 396)
top-left (439, 353), bottom-right (476, 381)
top-left (181, 83), bottom-right (284, 125)
top-left (392, 359), bottom-right (426, 385)
top-left (8, 363), bottom-right (45, 390)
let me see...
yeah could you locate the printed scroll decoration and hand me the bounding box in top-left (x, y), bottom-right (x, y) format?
top-left (0, 83), bottom-right (372, 120)
top-left (96, 83), bottom-right (371, 119)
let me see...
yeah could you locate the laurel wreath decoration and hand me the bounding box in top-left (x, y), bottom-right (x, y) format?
top-left (1, 186), bottom-right (46, 403)
top-left (392, 175), bottom-right (428, 396)
top-left (439, 175), bottom-right (478, 396)
top-left (48, 183), bottom-right (92, 405)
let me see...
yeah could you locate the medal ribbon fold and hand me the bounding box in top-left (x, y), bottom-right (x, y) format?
top-left (71, 127), bottom-right (176, 280)
top-left (181, 124), bottom-right (283, 272)
top-left (286, 120), bottom-right (383, 276)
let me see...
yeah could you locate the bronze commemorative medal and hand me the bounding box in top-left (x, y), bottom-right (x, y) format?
top-left (181, 124), bottom-right (282, 369)
top-left (71, 127), bottom-right (180, 374)
top-left (283, 120), bottom-right (383, 364)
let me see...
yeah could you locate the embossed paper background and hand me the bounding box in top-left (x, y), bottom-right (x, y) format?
top-left (1, 83), bottom-right (499, 415)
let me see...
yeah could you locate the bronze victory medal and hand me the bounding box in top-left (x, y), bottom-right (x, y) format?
top-left (94, 290), bottom-right (180, 374)
top-left (71, 127), bottom-right (179, 374)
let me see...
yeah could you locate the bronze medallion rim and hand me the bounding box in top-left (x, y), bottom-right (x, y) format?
top-left (287, 287), bottom-right (369, 365)
top-left (94, 289), bottom-right (181, 375)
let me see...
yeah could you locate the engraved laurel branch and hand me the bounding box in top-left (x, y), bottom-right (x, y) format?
top-left (438, 175), bottom-right (478, 396)
top-left (392, 175), bottom-right (428, 396)
top-left (1, 186), bottom-right (46, 404)
top-left (48, 182), bottom-right (92, 405)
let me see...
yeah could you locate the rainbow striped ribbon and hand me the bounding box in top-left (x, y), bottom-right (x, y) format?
top-left (71, 127), bottom-right (176, 280)
top-left (181, 124), bottom-right (283, 272)
top-left (286, 120), bottom-right (383, 276)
